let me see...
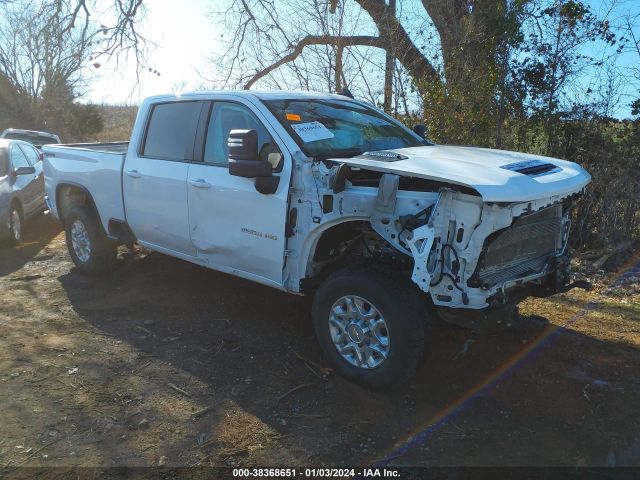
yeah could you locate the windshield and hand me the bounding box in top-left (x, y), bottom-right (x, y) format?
top-left (263, 99), bottom-right (427, 158)
top-left (2, 132), bottom-right (58, 146)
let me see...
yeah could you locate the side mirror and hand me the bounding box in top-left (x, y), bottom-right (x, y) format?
top-left (228, 129), bottom-right (272, 178)
top-left (413, 124), bottom-right (428, 139)
top-left (14, 166), bottom-right (36, 176)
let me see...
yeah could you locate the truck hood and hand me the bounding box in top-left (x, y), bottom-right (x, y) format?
top-left (334, 145), bottom-right (591, 202)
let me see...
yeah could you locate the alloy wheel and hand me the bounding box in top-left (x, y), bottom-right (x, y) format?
top-left (70, 220), bottom-right (91, 263)
top-left (9, 208), bottom-right (21, 242)
top-left (328, 295), bottom-right (390, 369)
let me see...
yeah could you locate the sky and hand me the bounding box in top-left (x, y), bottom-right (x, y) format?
top-left (85, 0), bottom-right (640, 117)
top-left (86, 0), bottom-right (218, 104)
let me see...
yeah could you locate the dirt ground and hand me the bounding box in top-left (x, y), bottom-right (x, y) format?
top-left (1, 212), bottom-right (639, 469)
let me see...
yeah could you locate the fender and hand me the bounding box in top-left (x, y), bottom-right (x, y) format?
top-left (55, 181), bottom-right (101, 226)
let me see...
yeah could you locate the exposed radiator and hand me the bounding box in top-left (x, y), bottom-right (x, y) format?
top-left (472, 205), bottom-right (565, 288)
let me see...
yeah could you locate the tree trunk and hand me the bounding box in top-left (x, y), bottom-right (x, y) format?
top-left (335, 43), bottom-right (344, 92)
top-left (383, 0), bottom-right (395, 112)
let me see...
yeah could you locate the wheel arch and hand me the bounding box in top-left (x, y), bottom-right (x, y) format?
top-left (55, 182), bottom-right (106, 234)
top-left (9, 195), bottom-right (22, 215)
top-left (298, 218), bottom-right (381, 289)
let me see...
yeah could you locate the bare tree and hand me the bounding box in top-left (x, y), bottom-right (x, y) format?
top-left (206, 0), bottom-right (524, 109)
top-left (0, 0), bottom-right (147, 138)
top-left (0, 0), bottom-right (149, 98)
top-left (622, 10), bottom-right (640, 114)
top-left (205, 0), bottom-right (445, 109)
top-left (0, 1), bottom-right (91, 99)
top-left (382, 0), bottom-right (395, 111)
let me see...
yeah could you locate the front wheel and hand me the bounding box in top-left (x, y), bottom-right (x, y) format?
top-left (7, 204), bottom-right (23, 245)
top-left (312, 268), bottom-right (429, 389)
top-left (65, 206), bottom-right (116, 275)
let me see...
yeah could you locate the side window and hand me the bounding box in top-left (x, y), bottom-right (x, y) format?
top-left (142, 101), bottom-right (202, 160)
top-left (20, 144), bottom-right (40, 166)
top-left (203, 102), bottom-right (282, 169)
top-left (11, 145), bottom-right (30, 169)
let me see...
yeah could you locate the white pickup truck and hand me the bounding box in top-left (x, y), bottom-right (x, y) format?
top-left (44, 90), bottom-right (591, 388)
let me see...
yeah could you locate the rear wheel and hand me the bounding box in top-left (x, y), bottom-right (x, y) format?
top-left (312, 268), bottom-right (429, 389)
top-left (65, 206), bottom-right (116, 275)
top-left (7, 204), bottom-right (23, 245)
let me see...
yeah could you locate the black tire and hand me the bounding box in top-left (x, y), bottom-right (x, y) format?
top-left (7, 203), bottom-right (23, 246)
top-left (64, 205), bottom-right (116, 275)
top-left (312, 267), bottom-right (429, 389)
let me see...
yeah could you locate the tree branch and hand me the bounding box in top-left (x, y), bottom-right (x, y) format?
top-left (355, 0), bottom-right (438, 82)
top-left (244, 34), bottom-right (384, 89)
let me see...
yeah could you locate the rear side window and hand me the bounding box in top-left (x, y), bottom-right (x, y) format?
top-left (11, 145), bottom-right (30, 169)
top-left (142, 102), bottom-right (202, 160)
top-left (19, 144), bottom-right (40, 165)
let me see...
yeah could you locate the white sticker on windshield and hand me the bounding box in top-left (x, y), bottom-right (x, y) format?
top-left (290, 121), bottom-right (334, 143)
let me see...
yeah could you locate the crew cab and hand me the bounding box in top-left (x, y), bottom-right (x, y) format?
top-left (43, 91), bottom-right (591, 388)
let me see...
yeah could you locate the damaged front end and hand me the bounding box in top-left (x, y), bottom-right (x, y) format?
top-left (293, 153), bottom-right (590, 314)
top-left (358, 174), bottom-right (590, 310)
top-left (400, 189), bottom-right (587, 309)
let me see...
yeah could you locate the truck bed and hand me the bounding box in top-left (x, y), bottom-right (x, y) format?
top-left (43, 142), bottom-right (129, 232)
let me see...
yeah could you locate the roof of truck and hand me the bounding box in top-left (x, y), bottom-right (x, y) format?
top-left (145, 90), bottom-right (355, 103)
top-left (1, 128), bottom-right (60, 139)
top-left (245, 90), bottom-right (349, 100)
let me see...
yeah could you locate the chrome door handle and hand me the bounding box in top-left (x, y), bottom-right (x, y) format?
top-left (188, 179), bottom-right (211, 189)
top-left (126, 169), bottom-right (142, 179)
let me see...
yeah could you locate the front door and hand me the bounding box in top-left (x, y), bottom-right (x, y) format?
top-left (123, 100), bottom-right (205, 257)
top-left (187, 100), bottom-right (291, 286)
top-left (10, 144), bottom-right (40, 216)
top-left (19, 143), bottom-right (44, 210)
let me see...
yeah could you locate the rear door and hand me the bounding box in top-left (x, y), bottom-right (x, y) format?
top-left (10, 144), bottom-right (39, 216)
top-left (186, 99), bottom-right (291, 286)
top-left (123, 100), bottom-right (205, 257)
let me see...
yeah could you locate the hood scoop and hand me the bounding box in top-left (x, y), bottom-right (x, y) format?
top-left (500, 159), bottom-right (559, 177)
